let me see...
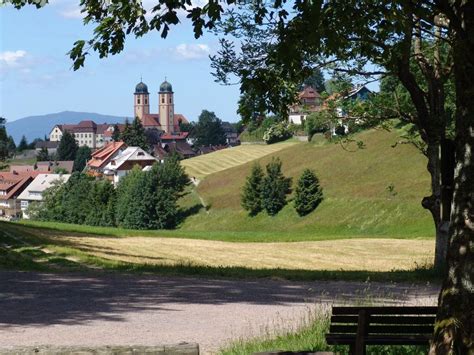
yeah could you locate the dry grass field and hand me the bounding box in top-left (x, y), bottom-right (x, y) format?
top-left (38, 232), bottom-right (432, 272)
top-left (181, 142), bottom-right (298, 179)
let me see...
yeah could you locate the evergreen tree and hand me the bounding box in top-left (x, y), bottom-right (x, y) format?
top-left (17, 135), bottom-right (29, 152)
top-left (303, 68), bottom-right (325, 93)
top-left (121, 117), bottom-right (148, 150)
top-left (112, 124), bottom-right (121, 141)
top-left (0, 117), bottom-right (8, 161)
top-left (36, 147), bottom-right (50, 162)
top-left (261, 158), bottom-right (292, 216)
top-left (193, 110), bottom-right (227, 147)
top-left (241, 163), bottom-right (264, 216)
top-left (73, 146), bottom-right (92, 172)
top-left (57, 130), bottom-right (78, 161)
top-left (7, 136), bottom-right (16, 156)
top-left (294, 169), bottom-right (323, 216)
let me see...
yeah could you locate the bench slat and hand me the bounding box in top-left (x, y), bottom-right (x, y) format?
top-left (332, 306), bottom-right (437, 315)
top-left (330, 315), bottom-right (435, 325)
top-left (326, 334), bottom-right (431, 346)
top-left (330, 324), bottom-right (433, 335)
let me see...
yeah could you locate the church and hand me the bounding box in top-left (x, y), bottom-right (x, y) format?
top-left (134, 79), bottom-right (189, 136)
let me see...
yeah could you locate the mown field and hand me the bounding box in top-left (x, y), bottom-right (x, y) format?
top-left (181, 141), bottom-right (298, 179)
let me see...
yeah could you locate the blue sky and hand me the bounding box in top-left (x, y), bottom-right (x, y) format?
top-left (0, 0), bottom-right (241, 123)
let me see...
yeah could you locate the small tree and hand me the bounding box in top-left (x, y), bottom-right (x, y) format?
top-left (73, 146), bottom-right (92, 172)
top-left (57, 130), bottom-right (78, 161)
top-left (262, 158), bottom-right (291, 216)
top-left (36, 147), bottom-right (50, 162)
top-left (112, 124), bottom-right (121, 141)
top-left (193, 110), bottom-right (227, 147)
top-left (7, 136), bottom-right (16, 157)
top-left (121, 117), bottom-right (148, 150)
top-left (294, 169), bottom-right (324, 216)
top-left (241, 163), bottom-right (264, 216)
top-left (17, 135), bottom-right (29, 152)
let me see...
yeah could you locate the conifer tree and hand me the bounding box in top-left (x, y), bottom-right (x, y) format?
top-left (261, 158), bottom-right (291, 216)
top-left (241, 163), bottom-right (264, 216)
top-left (112, 124), bottom-right (121, 141)
top-left (294, 169), bottom-right (323, 216)
top-left (57, 130), bottom-right (78, 161)
top-left (17, 135), bottom-right (28, 152)
top-left (73, 146), bottom-right (92, 172)
top-left (121, 117), bottom-right (148, 150)
top-left (36, 147), bottom-right (50, 162)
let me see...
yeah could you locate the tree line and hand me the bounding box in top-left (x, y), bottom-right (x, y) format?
top-left (32, 155), bottom-right (189, 230)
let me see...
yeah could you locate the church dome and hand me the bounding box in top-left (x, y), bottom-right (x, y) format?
top-left (159, 80), bottom-right (173, 93)
top-left (135, 81), bottom-right (149, 94)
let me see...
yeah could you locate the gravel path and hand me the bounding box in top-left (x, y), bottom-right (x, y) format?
top-left (0, 271), bottom-right (439, 354)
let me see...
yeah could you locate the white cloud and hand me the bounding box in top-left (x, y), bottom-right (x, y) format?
top-left (0, 50), bottom-right (28, 68)
top-left (59, 7), bottom-right (84, 19)
top-left (172, 43), bottom-right (210, 60)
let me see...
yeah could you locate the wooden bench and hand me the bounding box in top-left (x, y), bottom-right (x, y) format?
top-left (325, 306), bottom-right (437, 355)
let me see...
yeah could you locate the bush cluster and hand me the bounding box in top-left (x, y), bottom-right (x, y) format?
top-left (241, 161), bottom-right (323, 217)
top-left (33, 156), bottom-right (189, 230)
top-left (263, 122), bottom-right (292, 144)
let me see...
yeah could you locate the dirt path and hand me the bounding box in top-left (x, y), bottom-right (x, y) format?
top-left (0, 271), bottom-right (439, 354)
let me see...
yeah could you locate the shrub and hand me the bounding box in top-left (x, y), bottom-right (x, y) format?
top-left (305, 111), bottom-right (332, 140)
top-left (294, 169), bottom-right (324, 216)
top-left (241, 163), bottom-right (264, 216)
top-left (262, 158), bottom-right (292, 215)
top-left (263, 122), bottom-right (292, 144)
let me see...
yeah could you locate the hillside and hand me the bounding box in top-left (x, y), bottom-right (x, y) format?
top-left (5, 111), bottom-right (127, 143)
top-left (179, 129), bottom-right (434, 241)
top-left (181, 141), bottom-right (298, 179)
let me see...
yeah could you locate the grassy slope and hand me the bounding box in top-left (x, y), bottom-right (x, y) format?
top-left (179, 129), bottom-right (433, 240)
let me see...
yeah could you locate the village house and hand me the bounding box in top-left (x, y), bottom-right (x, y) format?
top-left (17, 173), bottom-right (71, 219)
top-left (289, 86), bottom-right (323, 125)
top-left (103, 147), bottom-right (158, 186)
top-left (86, 141), bottom-right (127, 177)
top-left (0, 171), bottom-right (39, 219)
top-left (221, 122), bottom-right (240, 146)
top-left (9, 161), bottom-right (74, 174)
top-left (35, 141), bottom-right (59, 155)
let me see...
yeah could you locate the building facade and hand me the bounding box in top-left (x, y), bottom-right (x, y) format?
top-left (289, 86), bottom-right (323, 125)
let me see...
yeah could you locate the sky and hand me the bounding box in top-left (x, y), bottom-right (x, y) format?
top-left (0, 0), bottom-right (241, 123)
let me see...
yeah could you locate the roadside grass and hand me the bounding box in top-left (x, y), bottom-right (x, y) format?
top-left (181, 141), bottom-right (297, 179)
top-left (220, 309), bottom-right (428, 355)
top-left (1, 222), bottom-right (439, 282)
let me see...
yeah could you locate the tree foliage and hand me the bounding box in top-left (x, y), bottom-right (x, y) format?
top-left (304, 68), bottom-right (325, 93)
top-left (112, 124), bottom-right (121, 142)
top-left (36, 147), bottom-right (50, 162)
top-left (241, 163), bottom-right (264, 216)
top-left (121, 117), bottom-right (148, 151)
top-left (294, 169), bottom-right (323, 216)
top-left (73, 146), bottom-right (92, 172)
top-left (262, 122), bottom-right (292, 144)
top-left (57, 130), bottom-right (78, 161)
top-left (0, 117), bottom-right (9, 161)
top-left (193, 110), bottom-right (226, 147)
top-left (17, 135), bottom-right (28, 152)
top-left (261, 158), bottom-right (292, 216)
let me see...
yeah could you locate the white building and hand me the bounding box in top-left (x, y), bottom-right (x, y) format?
top-left (103, 147), bottom-right (158, 186)
top-left (17, 173), bottom-right (71, 219)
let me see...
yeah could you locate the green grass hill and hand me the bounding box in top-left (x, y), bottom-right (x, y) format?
top-left (178, 129), bottom-right (434, 242)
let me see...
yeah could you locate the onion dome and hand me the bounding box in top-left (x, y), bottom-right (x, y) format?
top-left (159, 80), bottom-right (173, 93)
top-left (135, 81), bottom-right (149, 94)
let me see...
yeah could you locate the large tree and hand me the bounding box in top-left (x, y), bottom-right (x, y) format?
top-left (0, 117), bottom-right (9, 161)
top-left (57, 130), bottom-right (78, 161)
top-left (193, 110), bottom-right (227, 147)
top-left (8, 0), bottom-right (473, 352)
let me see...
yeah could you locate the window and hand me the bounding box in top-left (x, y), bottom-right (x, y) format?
top-left (137, 98), bottom-right (141, 104)
top-left (169, 97), bottom-right (172, 103)
top-left (161, 97), bottom-right (164, 103)
top-left (145, 98), bottom-right (148, 104)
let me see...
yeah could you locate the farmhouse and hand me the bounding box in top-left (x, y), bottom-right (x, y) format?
top-left (86, 141), bottom-right (127, 176)
top-left (0, 171), bottom-right (39, 218)
top-left (103, 147), bottom-right (158, 186)
top-left (289, 86), bottom-right (323, 125)
top-left (17, 173), bottom-right (71, 219)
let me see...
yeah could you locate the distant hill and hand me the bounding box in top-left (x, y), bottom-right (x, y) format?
top-left (5, 111), bottom-right (127, 144)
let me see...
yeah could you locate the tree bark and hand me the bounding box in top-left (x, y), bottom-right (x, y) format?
top-left (430, 1), bottom-right (474, 352)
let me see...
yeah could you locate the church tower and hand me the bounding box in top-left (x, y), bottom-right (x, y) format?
top-left (134, 80), bottom-right (150, 122)
top-left (158, 79), bottom-right (174, 134)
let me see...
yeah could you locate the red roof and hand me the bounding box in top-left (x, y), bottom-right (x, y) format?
top-left (299, 86), bottom-right (321, 99)
top-left (87, 141), bottom-right (127, 169)
top-left (0, 172), bottom-right (40, 200)
top-left (160, 132), bottom-right (189, 140)
top-left (141, 113), bottom-right (189, 130)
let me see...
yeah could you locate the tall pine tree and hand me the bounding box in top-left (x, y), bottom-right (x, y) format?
top-left (57, 130), bottom-right (78, 161)
top-left (262, 158), bottom-right (291, 216)
top-left (241, 163), bottom-right (264, 216)
top-left (294, 169), bottom-right (323, 216)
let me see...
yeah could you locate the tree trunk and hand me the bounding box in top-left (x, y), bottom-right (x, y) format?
top-left (430, 2), bottom-right (474, 352)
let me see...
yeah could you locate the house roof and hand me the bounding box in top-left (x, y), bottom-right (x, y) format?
top-left (17, 173), bottom-right (71, 201)
top-left (141, 113), bottom-right (189, 129)
top-left (160, 132), bottom-right (189, 140)
top-left (104, 146), bottom-right (158, 171)
top-left (52, 121), bottom-right (122, 136)
top-left (299, 86), bottom-right (321, 99)
top-left (344, 85), bottom-right (372, 99)
top-left (36, 161), bottom-right (74, 173)
top-left (9, 165), bottom-right (36, 173)
top-left (87, 141), bottom-right (127, 169)
top-left (0, 172), bottom-right (40, 200)
top-left (35, 141), bottom-right (59, 149)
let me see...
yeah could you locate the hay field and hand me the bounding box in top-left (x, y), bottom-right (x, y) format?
top-left (50, 234), bottom-right (433, 272)
top-left (181, 142), bottom-right (298, 179)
